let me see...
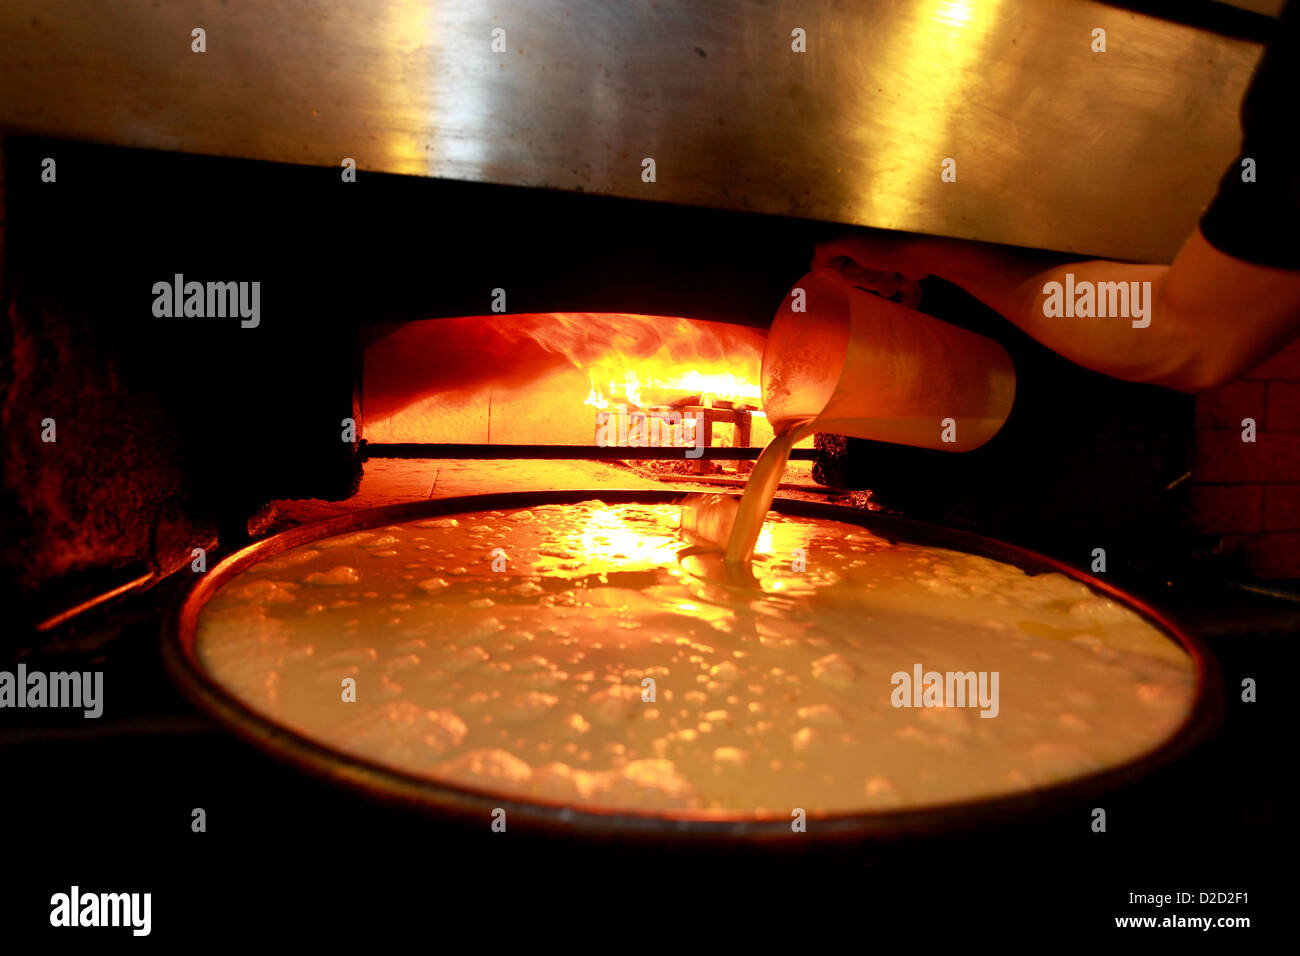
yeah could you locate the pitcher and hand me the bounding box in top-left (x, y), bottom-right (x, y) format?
top-left (762, 268), bottom-right (1016, 451)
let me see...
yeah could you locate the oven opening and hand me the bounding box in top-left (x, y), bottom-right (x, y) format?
top-left (361, 312), bottom-right (816, 485)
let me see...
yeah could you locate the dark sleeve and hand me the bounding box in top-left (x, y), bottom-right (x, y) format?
top-left (1198, 0), bottom-right (1300, 270)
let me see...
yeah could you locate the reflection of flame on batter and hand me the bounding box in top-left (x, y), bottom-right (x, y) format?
top-left (572, 503), bottom-right (774, 592)
top-left (576, 505), bottom-right (681, 568)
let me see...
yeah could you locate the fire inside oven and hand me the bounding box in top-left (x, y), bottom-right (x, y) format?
top-left (361, 312), bottom-right (810, 478)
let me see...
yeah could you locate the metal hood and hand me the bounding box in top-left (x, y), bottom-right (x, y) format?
top-left (0, 0), bottom-right (1271, 261)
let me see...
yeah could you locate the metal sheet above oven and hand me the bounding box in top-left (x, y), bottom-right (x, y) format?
top-left (0, 0), bottom-right (1263, 261)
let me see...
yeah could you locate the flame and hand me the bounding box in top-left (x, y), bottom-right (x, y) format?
top-left (582, 359), bottom-right (761, 410)
top-left (497, 313), bottom-right (764, 409)
top-left (584, 368), bottom-right (761, 411)
top-left (362, 312), bottom-right (767, 444)
top-left (672, 370), bottom-right (761, 405)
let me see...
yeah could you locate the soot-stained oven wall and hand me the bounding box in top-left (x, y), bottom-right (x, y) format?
top-left (1, 138), bottom-right (365, 611)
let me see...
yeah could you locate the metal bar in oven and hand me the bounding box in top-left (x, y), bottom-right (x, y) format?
top-left (362, 443), bottom-right (816, 461)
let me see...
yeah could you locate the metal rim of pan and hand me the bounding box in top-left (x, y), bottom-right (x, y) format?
top-left (161, 489), bottom-right (1223, 848)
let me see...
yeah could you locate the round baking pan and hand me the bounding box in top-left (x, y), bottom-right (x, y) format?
top-left (162, 489), bottom-right (1222, 847)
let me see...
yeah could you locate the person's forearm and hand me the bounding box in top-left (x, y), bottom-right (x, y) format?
top-left (909, 231), bottom-right (1300, 392)
top-left (816, 229), bottom-right (1300, 391)
top-left (919, 240), bottom-right (1188, 387)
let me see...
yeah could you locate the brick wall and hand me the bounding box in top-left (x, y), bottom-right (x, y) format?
top-left (1192, 339), bottom-right (1300, 578)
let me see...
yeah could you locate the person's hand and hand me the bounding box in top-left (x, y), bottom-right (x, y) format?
top-left (811, 232), bottom-right (930, 307)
